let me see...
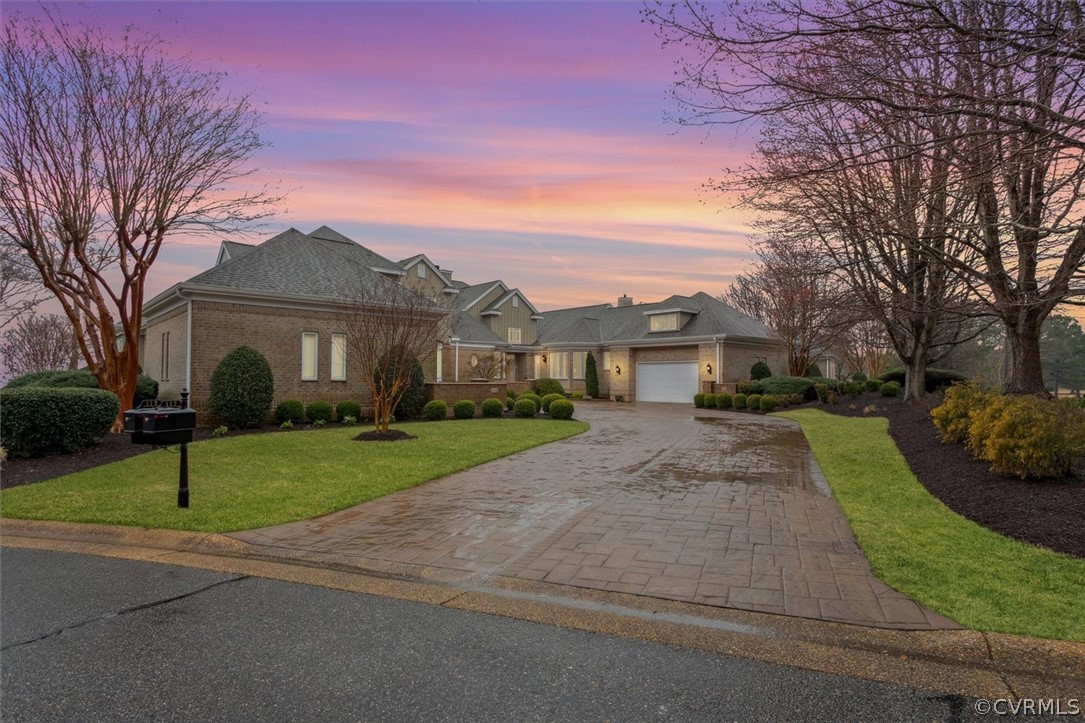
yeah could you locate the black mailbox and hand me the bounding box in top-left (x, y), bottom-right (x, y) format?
top-left (124, 402), bottom-right (196, 445)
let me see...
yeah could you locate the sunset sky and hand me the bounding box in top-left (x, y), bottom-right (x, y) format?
top-left (6, 0), bottom-right (757, 311)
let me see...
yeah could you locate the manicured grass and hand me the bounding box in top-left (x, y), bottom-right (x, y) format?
top-left (0, 419), bottom-right (588, 534)
top-left (775, 409), bottom-right (1085, 641)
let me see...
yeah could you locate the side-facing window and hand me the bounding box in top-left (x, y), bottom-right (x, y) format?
top-left (508, 327), bottom-right (521, 344)
top-left (534, 353), bottom-right (543, 379)
top-left (512, 296), bottom-right (519, 308)
top-left (603, 351), bottom-right (611, 371)
top-left (302, 332), bottom-right (318, 380)
top-left (551, 352), bottom-right (569, 379)
top-left (330, 333), bottom-right (346, 381)
top-left (572, 351), bottom-right (587, 379)
top-left (417, 264), bottom-right (426, 278)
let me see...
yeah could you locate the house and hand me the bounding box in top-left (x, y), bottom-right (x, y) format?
top-left (139, 226), bottom-right (786, 419)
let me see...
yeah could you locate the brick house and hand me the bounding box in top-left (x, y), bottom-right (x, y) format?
top-left (139, 226), bottom-right (786, 418)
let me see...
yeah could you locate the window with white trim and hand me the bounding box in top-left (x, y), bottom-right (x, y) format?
top-left (649, 313), bottom-right (678, 332)
top-left (534, 353), bottom-right (543, 379)
top-left (508, 327), bottom-right (521, 344)
top-left (330, 333), bottom-right (347, 381)
top-left (512, 296), bottom-right (519, 308)
top-left (572, 351), bottom-right (587, 380)
top-left (551, 352), bottom-right (569, 379)
top-left (417, 264), bottom-right (426, 278)
top-left (301, 332), bottom-right (318, 380)
top-left (160, 332), bottom-right (170, 381)
top-left (603, 351), bottom-right (611, 371)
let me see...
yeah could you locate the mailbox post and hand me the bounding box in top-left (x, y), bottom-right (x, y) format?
top-left (122, 388), bottom-right (197, 508)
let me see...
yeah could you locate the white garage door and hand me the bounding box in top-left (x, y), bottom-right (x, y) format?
top-left (636, 362), bottom-right (698, 403)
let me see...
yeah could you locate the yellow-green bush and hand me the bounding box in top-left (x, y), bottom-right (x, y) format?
top-left (969, 395), bottom-right (1085, 479)
top-left (930, 383), bottom-right (997, 444)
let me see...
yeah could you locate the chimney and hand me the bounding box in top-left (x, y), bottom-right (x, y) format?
top-left (617, 294), bottom-right (633, 307)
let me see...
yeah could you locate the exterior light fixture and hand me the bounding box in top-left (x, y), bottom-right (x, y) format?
top-left (706, 363), bottom-right (713, 375)
top-left (615, 364), bottom-right (621, 375)
top-left (542, 353), bottom-right (547, 363)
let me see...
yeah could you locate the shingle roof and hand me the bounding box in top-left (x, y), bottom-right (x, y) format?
top-left (309, 225), bottom-right (403, 273)
top-left (538, 292), bottom-right (777, 344)
top-left (453, 281), bottom-right (505, 311)
top-left (220, 240), bottom-right (256, 262)
top-left (451, 311), bottom-right (504, 345)
top-left (185, 228), bottom-right (421, 303)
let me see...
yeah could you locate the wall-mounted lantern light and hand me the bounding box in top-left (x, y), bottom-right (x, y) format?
top-left (706, 363), bottom-right (713, 376)
top-left (615, 364), bottom-right (621, 375)
top-left (541, 353), bottom-right (547, 363)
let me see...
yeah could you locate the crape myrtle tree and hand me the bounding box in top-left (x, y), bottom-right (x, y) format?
top-left (0, 239), bottom-right (46, 331)
top-left (0, 11), bottom-right (276, 429)
top-left (647, 1), bottom-right (1085, 397)
top-left (1, 312), bottom-right (81, 378)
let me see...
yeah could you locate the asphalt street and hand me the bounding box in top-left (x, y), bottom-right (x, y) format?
top-left (1, 548), bottom-right (979, 722)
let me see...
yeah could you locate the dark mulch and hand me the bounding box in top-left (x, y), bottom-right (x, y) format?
top-left (807, 394), bottom-right (1084, 559)
top-left (353, 429), bottom-right (417, 442)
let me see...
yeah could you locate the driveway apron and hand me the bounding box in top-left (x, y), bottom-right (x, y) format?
top-left (232, 403), bottom-right (957, 629)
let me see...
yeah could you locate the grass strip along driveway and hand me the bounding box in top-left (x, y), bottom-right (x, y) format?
top-left (777, 409), bottom-right (1085, 642)
top-left (0, 419), bottom-right (587, 534)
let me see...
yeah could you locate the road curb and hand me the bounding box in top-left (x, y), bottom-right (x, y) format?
top-left (3, 517), bottom-right (1082, 700)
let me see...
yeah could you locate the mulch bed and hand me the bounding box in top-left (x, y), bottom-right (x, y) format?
top-left (353, 429), bottom-right (417, 442)
top-left (3, 397), bottom-right (1082, 560)
top-left (807, 395), bottom-right (1084, 559)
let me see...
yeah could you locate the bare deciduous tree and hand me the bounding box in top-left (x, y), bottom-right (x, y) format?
top-left (0, 11), bottom-right (277, 428)
top-left (342, 282), bottom-right (447, 434)
top-left (1, 312), bottom-right (80, 379)
top-left (0, 238), bottom-right (46, 331)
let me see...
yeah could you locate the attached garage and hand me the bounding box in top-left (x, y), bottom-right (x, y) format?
top-left (635, 361), bottom-right (698, 403)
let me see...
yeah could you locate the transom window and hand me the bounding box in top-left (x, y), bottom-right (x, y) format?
top-left (650, 313), bottom-right (678, 332)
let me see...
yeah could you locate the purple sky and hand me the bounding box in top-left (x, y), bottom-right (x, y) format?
top-left (6, 1), bottom-right (757, 310)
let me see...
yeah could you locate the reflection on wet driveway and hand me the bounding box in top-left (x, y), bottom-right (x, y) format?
top-left (232, 403), bottom-right (957, 629)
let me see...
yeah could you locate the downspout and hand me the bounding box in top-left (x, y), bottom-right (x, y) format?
top-left (714, 334), bottom-right (725, 386)
top-left (185, 296), bottom-right (193, 394)
top-left (452, 337), bottom-right (460, 382)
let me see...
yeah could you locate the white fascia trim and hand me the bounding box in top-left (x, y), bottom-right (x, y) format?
top-left (642, 307), bottom-right (699, 316)
top-left (490, 289), bottom-right (541, 315)
top-left (443, 288), bottom-right (460, 295)
top-left (173, 284), bottom-right (447, 318)
top-left (401, 255), bottom-right (454, 287)
top-left (480, 310), bottom-right (501, 317)
top-left (530, 314), bottom-right (544, 321)
top-left (462, 281), bottom-right (508, 312)
top-left (369, 266), bottom-right (407, 276)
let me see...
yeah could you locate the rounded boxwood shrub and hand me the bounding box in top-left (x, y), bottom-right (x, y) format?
top-left (275, 400), bottom-right (304, 423)
top-left (5, 368), bottom-right (159, 408)
top-left (759, 396), bottom-right (777, 412)
top-left (704, 393), bottom-right (717, 408)
top-left (514, 398), bottom-right (538, 417)
top-left (336, 400), bottom-right (362, 422)
top-left (750, 361), bottom-right (772, 380)
top-left (851, 371), bottom-right (868, 383)
top-left (0, 387), bottom-right (118, 457)
top-left (865, 379), bottom-right (882, 392)
top-left (540, 393), bottom-right (564, 413)
top-left (733, 393), bottom-right (748, 410)
top-left (453, 400), bottom-right (476, 419)
top-left (968, 395), bottom-right (1085, 478)
top-left (533, 378), bottom-right (565, 397)
top-left (519, 392), bottom-right (542, 410)
top-left (716, 393), bottom-right (732, 409)
top-left (813, 383), bottom-right (830, 403)
top-left (209, 346), bottom-right (274, 428)
top-left (549, 398), bottom-right (575, 420)
top-left (746, 393), bottom-right (762, 410)
top-left (693, 393), bottom-right (706, 408)
top-left (306, 400), bottom-right (333, 423)
top-left (880, 381), bottom-right (901, 397)
top-left (481, 397), bottom-right (504, 418)
top-left (423, 400), bottom-right (447, 421)
top-left (878, 367), bottom-right (968, 393)
top-left (930, 383), bottom-right (995, 444)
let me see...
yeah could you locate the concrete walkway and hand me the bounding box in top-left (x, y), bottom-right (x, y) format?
top-left (233, 403), bottom-right (957, 630)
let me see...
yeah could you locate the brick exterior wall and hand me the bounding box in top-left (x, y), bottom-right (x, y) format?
top-left (142, 305), bottom-right (189, 398)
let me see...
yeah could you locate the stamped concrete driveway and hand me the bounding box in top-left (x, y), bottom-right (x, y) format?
top-left (233, 403), bottom-right (956, 630)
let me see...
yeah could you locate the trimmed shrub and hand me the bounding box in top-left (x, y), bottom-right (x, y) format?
top-left (750, 360), bottom-right (772, 380)
top-left (540, 393), bottom-right (564, 413)
top-left (759, 376), bottom-right (815, 399)
top-left (851, 371), bottom-right (869, 383)
top-left (275, 400), bottom-right (304, 424)
top-left (533, 378), bottom-right (565, 397)
top-left (813, 383), bottom-right (829, 403)
top-left (481, 398), bottom-right (504, 418)
top-left (693, 393), bottom-right (706, 408)
top-left (930, 383), bottom-right (996, 444)
top-left (5, 369), bottom-right (159, 407)
top-left (336, 400), bottom-right (362, 422)
top-left (733, 393), bottom-right (748, 410)
top-left (804, 363), bottom-right (823, 378)
top-left (585, 352), bottom-right (599, 398)
top-left (423, 400), bottom-right (447, 421)
top-left (208, 346), bottom-right (274, 429)
top-left (549, 398), bottom-right (575, 420)
top-left (808, 377), bottom-right (841, 392)
top-left (841, 380), bottom-right (864, 397)
top-left (737, 380), bottom-right (764, 395)
top-left (878, 367), bottom-right (968, 393)
top-left (306, 401), bottom-right (334, 423)
top-left (212, 425), bottom-right (229, 437)
top-left (514, 398), bottom-right (538, 417)
top-left (519, 392), bottom-right (542, 410)
top-left (865, 379), bottom-right (882, 392)
top-left (760, 396), bottom-right (777, 412)
top-left (453, 400), bottom-right (476, 420)
top-left (280, 420), bottom-right (293, 430)
top-left (507, 388), bottom-right (519, 400)
top-left (704, 393), bottom-right (717, 408)
top-left (880, 381), bottom-right (901, 398)
top-left (716, 393), bottom-right (733, 409)
top-left (969, 395), bottom-right (1085, 478)
top-left (747, 393), bottom-right (762, 410)
top-left (341, 415), bottom-right (357, 426)
top-left (0, 387), bottom-right (118, 457)
top-left (571, 391), bottom-right (584, 399)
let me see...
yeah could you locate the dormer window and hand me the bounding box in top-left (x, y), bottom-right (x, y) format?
top-left (650, 313), bottom-right (678, 332)
top-left (417, 264), bottom-right (426, 278)
top-left (512, 296), bottom-right (518, 308)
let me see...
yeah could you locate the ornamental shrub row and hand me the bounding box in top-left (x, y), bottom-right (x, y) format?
top-left (5, 369), bottom-right (158, 407)
top-left (1, 387), bottom-right (118, 458)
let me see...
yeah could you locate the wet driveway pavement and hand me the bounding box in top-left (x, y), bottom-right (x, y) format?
top-left (232, 403), bottom-right (957, 630)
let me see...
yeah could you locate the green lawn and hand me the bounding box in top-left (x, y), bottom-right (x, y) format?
top-left (0, 419), bottom-right (588, 533)
top-left (776, 409), bottom-right (1085, 642)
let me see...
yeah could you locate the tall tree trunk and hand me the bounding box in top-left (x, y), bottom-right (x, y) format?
top-left (1004, 313), bottom-right (1048, 395)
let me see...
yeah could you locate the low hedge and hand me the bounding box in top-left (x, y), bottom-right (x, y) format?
top-left (880, 381), bottom-right (901, 397)
top-left (540, 393), bottom-right (564, 413)
top-left (747, 393), bottom-right (762, 410)
top-left (704, 393), bottom-right (718, 408)
top-left (305, 401), bottom-right (334, 423)
top-left (481, 398), bottom-right (504, 418)
top-left (716, 393), bottom-right (732, 409)
top-left (514, 398), bottom-right (538, 418)
top-left (759, 396), bottom-right (777, 412)
top-left (693, 393), bottom-right (706, 408)
top-left (5, 369), bottom-right (158, 407)
top-left (336, 400), bottom-right (362, 422)
top-left (878, 367), bottom-right (968, 393)
top-left (758, 376), bottom-right (815, 398)
top-left (1, 387), bottom-right (119, 457)
top-left (733, 393), bottom-right (748, 410)
top-left (423, 400), bottom-right (448, 420)
top-left (737, 380), bottom-right (764, 395)
top-left (549, 399), bottom-right (575, 420)
top-left (533, 378), bottom-right (565, 397)
top-left (275, 400), bottom-right (304, 423)
top-left (453, 400), bottom-right (476, 419)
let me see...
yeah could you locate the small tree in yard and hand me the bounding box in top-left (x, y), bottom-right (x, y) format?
top-left (585, 352), bottom-right (599, 398)
top-left (1, 312), bottom-right (80, 378)
top-left (344, 282), bottom-right (446, 434)
top-left (208, 346), bottom-right (274, 429)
